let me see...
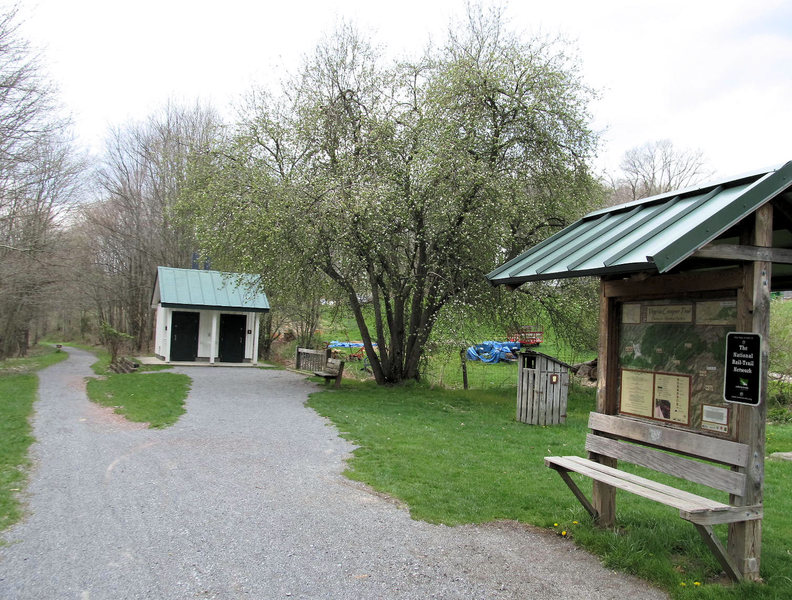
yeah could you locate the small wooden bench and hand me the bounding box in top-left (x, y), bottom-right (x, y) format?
top-left (108, 356), bottom-right (139, 374)
top-left (296, 347), bottom-right (329, 371)
top-left (313, 358), bottom-right (345, 388)
top-left (545, 412), bottom-right (762, 581)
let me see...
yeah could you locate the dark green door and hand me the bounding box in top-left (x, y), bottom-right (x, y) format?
top-left (219, 314), bottom-right (246, 362)
top-left (170, 311), bottom-right (199, 361)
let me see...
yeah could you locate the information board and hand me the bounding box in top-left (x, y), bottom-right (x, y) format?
top-left (618, 298), bottom-right (737, 437)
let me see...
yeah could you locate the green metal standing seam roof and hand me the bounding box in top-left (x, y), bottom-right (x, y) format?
top-left (153, 267), bottom-right (270, 312)
top-left (487, 161), bottom-right (792, 287)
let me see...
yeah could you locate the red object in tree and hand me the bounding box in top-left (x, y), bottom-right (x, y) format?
top-left (507, 325), bottom-right (543, 346)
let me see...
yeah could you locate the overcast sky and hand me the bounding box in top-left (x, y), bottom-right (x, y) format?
top-left (17, 0), bottom-right (792, 180)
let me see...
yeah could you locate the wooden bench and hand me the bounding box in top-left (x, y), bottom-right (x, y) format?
top-left (108, 356), bottom-right (139, 374)
top-left (313, 358), bottom-right (345, 388)
top-left (545, 412), bottom-right (762, 581)
top-left (295, 347), bottom-right (329, 371)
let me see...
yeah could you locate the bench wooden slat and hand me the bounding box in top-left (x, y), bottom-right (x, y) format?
top-left (296, 347), bottom-right (329, 371)
top-left (562, 456), bottom-right (730, 510)
top-left (545, 456), bottom-right (729, 513)
top-left (298, 347), bottom-right (326, 355)
top-left (322, 358), bottom-right (343, 371)
top-left (588, 412), bottom-right (749, 467)
top-left (585, 434), bottom-right (747, 496)
top-left (312, 358), bottom-right (345, 388)
top-left (680, 505), bottom-right (762, 525)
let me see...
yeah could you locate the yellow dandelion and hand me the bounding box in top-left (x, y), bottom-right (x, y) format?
top-left (561, 531), bottom-right (567, 536)
top-left (572, 521), bottom-right (578, 524)
top-left (694, 582), bottom-right (701, 586)
top-left (680, 582), bottom-right (686, 587)
top-left (554, 523), bottom-right (558, 527)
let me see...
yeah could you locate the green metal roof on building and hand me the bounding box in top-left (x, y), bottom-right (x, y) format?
top-left (487, 161), bottom-right (792, 287)
top-left (152, 267), bottom-right (270, 312)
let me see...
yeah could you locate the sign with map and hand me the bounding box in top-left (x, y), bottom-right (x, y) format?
top-left (618, 298), bottom-right (737, 438)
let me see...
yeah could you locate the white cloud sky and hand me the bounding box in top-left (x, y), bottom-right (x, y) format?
top-left (17, 0), bottom-right (792, 180)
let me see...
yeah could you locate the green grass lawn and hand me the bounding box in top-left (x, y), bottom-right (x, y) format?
top-left (315, 304), bottom-right (595, 388)
top-left (46, 342), bottom-right (188, 428)
top-left (86, 372), bottom-right (190, 428)
top-left (0, 345), bottom-right (68, 532)
top-left (308, 380), bottom-right (792, 599)
top-left (424, 353), bottom-right (520, 389)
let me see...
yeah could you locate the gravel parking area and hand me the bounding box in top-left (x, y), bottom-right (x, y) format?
top-left (0, 347), bottom-right (668, 599)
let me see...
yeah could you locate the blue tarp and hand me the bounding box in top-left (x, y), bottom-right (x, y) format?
top-left (466, 341), bottom-right (521, 364)
top-left (327, 341), bottom-right (377, 348)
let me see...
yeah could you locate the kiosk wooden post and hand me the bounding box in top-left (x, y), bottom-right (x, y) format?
top-left (727, 204), bottom-right (771, 580)
top-left (592, 282), bottom-right (619, 526)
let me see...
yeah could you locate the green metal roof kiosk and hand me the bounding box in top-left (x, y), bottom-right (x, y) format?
top-left (487, 161), bottom-right (792, 582)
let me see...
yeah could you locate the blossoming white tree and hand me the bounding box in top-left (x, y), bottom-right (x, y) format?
top-left (188, 6), bottom-right (601, 383)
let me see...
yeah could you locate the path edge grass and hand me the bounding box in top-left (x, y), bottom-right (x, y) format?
top-left (0, 345), bottom-right (69, 534)
top-left (85, 371), bottom-right (191, 428)
top-left (66, 343), bottom-right (191, 428)
top-left (307, 379), bottom-right (791, 600)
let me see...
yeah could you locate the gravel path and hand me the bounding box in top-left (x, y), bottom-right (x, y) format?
top-left (0, 347), bottom-right (668, 599)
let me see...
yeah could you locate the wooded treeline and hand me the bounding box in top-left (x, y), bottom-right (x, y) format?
top-left (0, 4), bottom-right (223, 357)
top-left (80, 104), bottom-right (221, 350)
top-left (0, 8), bottom-right (83, 358)
top-left (0, 5), bottom-right (712, 377)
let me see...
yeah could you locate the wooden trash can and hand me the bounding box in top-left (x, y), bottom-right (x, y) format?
top-left (517, 350), bottom-right (571, 425)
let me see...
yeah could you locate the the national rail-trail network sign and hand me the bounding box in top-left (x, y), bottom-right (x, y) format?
top-left (724, 332), bottom-right (762, 405)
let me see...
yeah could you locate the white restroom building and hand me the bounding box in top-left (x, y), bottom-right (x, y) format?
top-left (151, 266), bottom-right (270, 364)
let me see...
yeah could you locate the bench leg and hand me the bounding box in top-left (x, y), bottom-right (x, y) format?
top-left (554, 468), bottom-right (599, 521)
top-left (334, 363), bottom-right (345, 387)
top-left (692, 523), bottom-right (743, 583)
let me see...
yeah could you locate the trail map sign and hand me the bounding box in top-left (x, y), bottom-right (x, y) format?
top-left (617, 298), bottom-right (737, 437)
top-left (724, 332), bottom-right (762, 405)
